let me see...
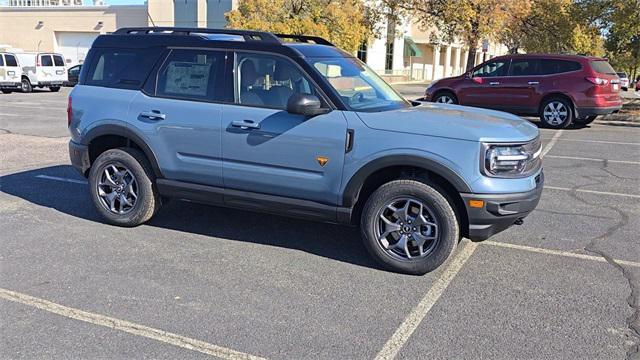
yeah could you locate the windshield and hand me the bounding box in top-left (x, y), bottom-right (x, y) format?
top-left (307, 57), bottom-right (410, 112)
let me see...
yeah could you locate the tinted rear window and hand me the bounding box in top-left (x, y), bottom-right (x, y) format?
top-left (41, 55), bottom-right (53, 67)
top-left (539, 59), bottom-right (581, 74)
top-left (85, 47), bottom-right (163, 89)
top-left (616, 72), bottom-right (627, 78)
top-left (5, 55), bottom-right (17, 66)
top-left (53, 55), bottom-right (65, 66)
top-left (589, 60), bottom-right (616, 75)
top-left (0, 55), bottom-right (4, 67)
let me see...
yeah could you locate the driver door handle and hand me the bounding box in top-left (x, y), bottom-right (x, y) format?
top-left (139, 111), bottom-right (165, 120)
top-left (528, 81), bottom-right (539, 85)
top-left (489, 81), bottom-right (500, 85)
top-left (231, 119), bottom-right (260, 130)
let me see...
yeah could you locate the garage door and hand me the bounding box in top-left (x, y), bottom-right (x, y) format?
top-left (55, 32), bottom-right (100, 66)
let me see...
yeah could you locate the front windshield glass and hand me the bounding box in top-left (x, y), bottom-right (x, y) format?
top-left (307, 57), bottom-right (411, 112)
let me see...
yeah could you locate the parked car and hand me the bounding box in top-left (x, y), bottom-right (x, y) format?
top-left (0, 52), bottom-right (23, 93)
top-left (14, 52), bottom-right (67, 92)
top-left (65, 64), bottom-right (81, 86)
top-left (423, 54), bottom-right (622, 128)
top-left (636, 77), bottom-right (640, 91)
top-left (616, 72), bottom-right (629, 91)
top-left (68, 27), bottom-right (543, 275)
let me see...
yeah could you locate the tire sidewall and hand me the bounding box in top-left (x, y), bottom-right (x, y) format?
top-left (21, 79), bottom-right (32, 93)
top-left (434, 92), bottom-right (458, 105)
top-left (540, 98), bottom-right (573, 129)
top-left (360, 180), bottom-right (459, 275)
top-left (88, 148), bottom-right (158, 227)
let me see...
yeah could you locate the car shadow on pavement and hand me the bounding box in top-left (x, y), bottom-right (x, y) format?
top-left (0, 165), bottom-right (378, 270)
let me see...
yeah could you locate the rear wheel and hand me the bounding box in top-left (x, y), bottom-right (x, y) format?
top-left (21, 78), bottom-right (32, 93)
top-left (576, 115), bottom-right (597, 124)
top-left (89, 147), bottom-right (161, 227)
top-left (360, 179), bottom-right (459, 275)
top-left (433, 91), bottom-right (458, 105)
top-left (49, 86), bottom-right (60, 92)
top-left (540, 97), bottom-right (573, 129)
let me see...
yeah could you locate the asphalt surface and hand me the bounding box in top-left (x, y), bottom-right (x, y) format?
top-left (1, 87), bottom-right (639, 359)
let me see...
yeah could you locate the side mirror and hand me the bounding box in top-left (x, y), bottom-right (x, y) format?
top-left (471, 76), bottom-right (483, 84)
top-left (287, 93), bottom-right (330, 117)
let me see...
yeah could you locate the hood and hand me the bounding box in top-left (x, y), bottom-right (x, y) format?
top-left (356, 103), bottom-right (539, 143)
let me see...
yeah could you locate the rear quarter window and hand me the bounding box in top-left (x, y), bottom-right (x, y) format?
top-left (0, 55), bottom-right (4, 67)
top-left (589, 60), bottom-right (616, 75)
top-left (540, 59), bottom-right (581, 75)
top-left (84, 47), bottom-right (163, 89)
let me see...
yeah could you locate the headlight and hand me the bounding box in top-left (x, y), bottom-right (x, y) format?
top-left (482, 139), bottom-right (541, 177)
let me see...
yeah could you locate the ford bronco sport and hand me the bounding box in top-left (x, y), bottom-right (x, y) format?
top-left (68, 27), bottom-right (543, 275)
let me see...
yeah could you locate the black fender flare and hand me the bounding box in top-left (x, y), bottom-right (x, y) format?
top-left (82, 124), bottom-right (163, 178)
top-left (342, 155), bottom-right (472, 207)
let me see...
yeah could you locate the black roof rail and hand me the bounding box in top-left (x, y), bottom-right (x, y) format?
top-left (113, 27), bottom-right (282, 44)
top-left (275, 34), bottom-right (334, 46)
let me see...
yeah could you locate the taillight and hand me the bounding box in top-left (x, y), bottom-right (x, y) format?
top-left (67, 96), bottom-right (72, 126)
top-left (36, 55), bottom-right (40, 67)
top-left (586, 77), bottom-right (608, 86)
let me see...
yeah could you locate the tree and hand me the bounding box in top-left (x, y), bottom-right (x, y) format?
top-left (604, 0), bottom-right (640, 80)
top-left (225, 0), bottom-right (369, 53)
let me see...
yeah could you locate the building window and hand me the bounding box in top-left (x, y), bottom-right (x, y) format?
top-left (385, 41), bottom-right (394, 72)
top-left (357, 42), bottom-right (368, 63)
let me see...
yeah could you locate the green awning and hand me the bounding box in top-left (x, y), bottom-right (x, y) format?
top-left (404, 37), bottom-right (422, 57)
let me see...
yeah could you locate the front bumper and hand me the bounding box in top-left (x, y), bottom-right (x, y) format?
top-left (69, 140), bottom-right (90, 177)
top-left (462, 171), bottom-right (544, 240)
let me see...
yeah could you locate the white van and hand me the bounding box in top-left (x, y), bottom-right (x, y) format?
top-left (14, 52), bottom-right (67, 92)
top-left (0, 52), bottom-right (23, 93)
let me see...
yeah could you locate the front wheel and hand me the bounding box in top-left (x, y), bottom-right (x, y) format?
top-left (89, 148), bottom-right (161, 227)
top-left (21, 79), bottom-right (32, 93)
top-left (433, 92), bottom-right (458, 104)
top-left (360, 179), bottom-right (459, 275)
top-left (540, 97), bottom-right (573, 129)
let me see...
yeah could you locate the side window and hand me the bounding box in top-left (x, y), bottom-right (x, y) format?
top-left (508, 59), bottom-right (540, 76)
top-left (53, 55), bottom-right (65, 66)
top-left (472, 60), bottom-right (509, 77)
top-left (540, 60), bottom-right (581, 75)
top-left (41, 55), bottom-right (53, 67)
top-left (69, 66), bottom-right (80, 76)
top-left (156, 49), bottom-right (226, 102)
top-left (85, 47), bottom-right (162, 89)
top-left (0, 55), bottom-right (4, 67)
top-left (236, 53), bottom-right (316, 109)
top-left (5, 55), bottom-right (18, 67)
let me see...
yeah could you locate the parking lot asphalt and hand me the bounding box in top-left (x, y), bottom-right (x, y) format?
top-left (1, 87), bottom-right (639, 359)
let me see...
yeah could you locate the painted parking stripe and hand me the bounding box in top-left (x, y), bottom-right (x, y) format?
top-left (545, 155), bottom-right (640, 165)
top-left (35, 175), bottom-right (87, 185)
top-left (540, 130), bottom-right (563, 158)
top-left (482, 241), bottom-right (640, 268)
top-left (545, 185), bottom-right (640, 199)
top-left (542, 138), bottom-right (640, 146)
top-left (374, 241), bottom-right (478, 360)
top-left (0, 288), bottom-right (267, 360)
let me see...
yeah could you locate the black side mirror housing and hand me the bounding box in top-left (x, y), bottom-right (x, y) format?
top-left (287, 93), bottom-right (330, 117)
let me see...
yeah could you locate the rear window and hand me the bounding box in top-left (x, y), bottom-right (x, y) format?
top-left (0, 55), bottom-right (4, 67)
top-left (540, 59), bottom-right (581, 75)
top-left (616, 72), bottom-right (627, 78)
top-left (41, 55), bottom-right (53, 67)
top-left (84, 47), bottom-right (163, 89)
top-left (53, 55), bottom-right (65, 66)
top-left (5, 54), bottom-right (17, 67)
top-left (589, 60), bottom-right (616, 75)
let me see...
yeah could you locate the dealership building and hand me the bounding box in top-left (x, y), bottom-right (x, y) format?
top-left (0, 0), bottom-right (506, 81)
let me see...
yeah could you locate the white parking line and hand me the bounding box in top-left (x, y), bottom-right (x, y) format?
top-left (545, 155), bottom-right (640, 165)
top-left (0, 288), bottom-right (267, 360)
top-left (543, 138), bottom-right (640, 146)
top-left (374, 241), bottom-right (478, 360)
top-left (482, 241), bottom-right (640, 268)
top-left (35, 174), bottom-right (87, 185)
top-left (540, 130), bottom-right (563, 158)
top-left (545, 185), bottom-right (640, 199)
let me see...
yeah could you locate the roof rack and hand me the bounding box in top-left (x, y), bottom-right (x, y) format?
top-left (113, 27), bottom-right (335, 47)
top-left (114, 27), bottom-right (282, 44)
top-left (274, 34), bottom-right (334, 46)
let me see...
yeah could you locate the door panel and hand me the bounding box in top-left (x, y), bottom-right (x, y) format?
top-left (457, 59), bottom-right (510, 108)
top-left (127, 49), bottom-right (227, 187)
top-left (497, 59), bottom-right (542, 113)
top-left (222, 52), bottom-right (347, 205)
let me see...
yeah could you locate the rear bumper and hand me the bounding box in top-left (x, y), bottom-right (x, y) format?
top-left (576, 105), bottom-right (622, 117)
top-left (38, 81), bottom-right (64, 87)
top-left (69, 140), bottom-right (90, 177)
top-left (462, 172), bottom-right (544, 240)
top-left (0, 81), bottom-right (21, 89)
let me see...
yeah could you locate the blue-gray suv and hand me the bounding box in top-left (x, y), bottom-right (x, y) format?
top-left (68, 27), bottom-right (543, 274)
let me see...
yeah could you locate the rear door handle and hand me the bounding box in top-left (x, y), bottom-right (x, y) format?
top-left (489, 81), bottom-right (500, 85)
top-left (231, 120), bottom-right (260, 130)
top-left (139, 111), bottom-right (165, 120)
top-left (528, 81), bottom-right (539, 85)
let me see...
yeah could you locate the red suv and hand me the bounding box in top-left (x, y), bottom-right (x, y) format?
top-left (423, 54), bottom-right (622, 128)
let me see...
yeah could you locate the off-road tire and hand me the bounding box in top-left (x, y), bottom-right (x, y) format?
top-left (89, 147), bottom-right (161, 227)
top-left (360, 179), bottom-right (459, 275)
